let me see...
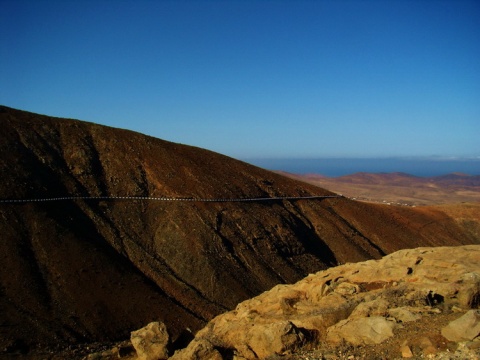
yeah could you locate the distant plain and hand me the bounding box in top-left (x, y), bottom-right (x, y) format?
top-left (280, 171), bottom-right (480, 242)
top-left (280, 171), bottom-right (480, 206)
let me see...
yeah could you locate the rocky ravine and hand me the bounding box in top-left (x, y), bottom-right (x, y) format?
top-left (113, 245), bottom-right (480, 360)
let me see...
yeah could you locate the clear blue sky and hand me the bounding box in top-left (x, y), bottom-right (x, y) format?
top-left (1, 0), bottom-right (479, 160)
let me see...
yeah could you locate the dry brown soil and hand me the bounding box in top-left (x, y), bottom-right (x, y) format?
top-left (280, 172), bottom-right (480, 206)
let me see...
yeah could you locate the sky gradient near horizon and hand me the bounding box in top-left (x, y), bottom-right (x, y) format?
top-left (1, 0), bottom-right (479, 160)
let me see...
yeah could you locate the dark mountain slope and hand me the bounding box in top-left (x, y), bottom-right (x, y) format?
top-left (0, 106), bottom-right (477, 352)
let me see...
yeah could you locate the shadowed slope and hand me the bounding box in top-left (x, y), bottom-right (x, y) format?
top-left (0, 106), bottom-right (477, 352)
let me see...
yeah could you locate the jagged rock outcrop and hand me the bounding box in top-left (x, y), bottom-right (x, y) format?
top-left (1, 106), bottom-right (479, 354)
top-left (170, 245), bottom-right (480, 359)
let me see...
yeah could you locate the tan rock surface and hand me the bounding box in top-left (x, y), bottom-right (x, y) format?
top-left (131, 322), bottom-right (169, 360)
top-left (169, 245), bottom-right (480, 359)
top-left (169, 339), bottom-right (222, 360)
top-left (326, 316), bottom-right (395, 345)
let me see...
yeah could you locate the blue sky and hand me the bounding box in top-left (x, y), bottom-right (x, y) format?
top-left (1, 0), bottom-right (479, 160)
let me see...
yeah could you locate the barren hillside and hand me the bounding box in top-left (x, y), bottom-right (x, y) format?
top-left (0, 106), bottom-right (478, 355)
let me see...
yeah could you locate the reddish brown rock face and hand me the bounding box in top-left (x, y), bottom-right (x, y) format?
top-left (0, 106), bottom-right (477, 352)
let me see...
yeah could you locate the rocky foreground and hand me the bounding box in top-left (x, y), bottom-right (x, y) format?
top-left (81, 245), bottom-right (480, 360)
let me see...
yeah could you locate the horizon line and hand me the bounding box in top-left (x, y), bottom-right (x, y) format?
top-left (240, 156), bottom-right (480, 161)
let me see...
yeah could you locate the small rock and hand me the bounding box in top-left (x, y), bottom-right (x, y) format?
top-left (349, 298), bottom-right (389, 318)
top-left (334, 282), bottom-right (359, 296)
top-left (411, 337), bottom-right (438, 356)
top-left (451, 305), bottom-right (464, 313)
top-left (422, 345), bottom-right (437, 356)
top-left (131, 321), bottom-right (170, 360)
top-left (418, 336), bottom-right (433, 348)
top-left (247, 321), bottom-right (310, 358)
top-left (466, 340), bottom-right (480, 350)
top-left (169, 338), bottom-right (222, 360)
top-left (441, 310), bottom-right (480, 342)
top-left (457, 272), bottom-right (480, 308)
top-left (326, 316), bottom-right (395, 345)
top-left (388, 307), bottom-right (422, 323)
top-left (85, 353), bottom-right (102, 360)
top-left (400, 344), bottom-right (413, 358)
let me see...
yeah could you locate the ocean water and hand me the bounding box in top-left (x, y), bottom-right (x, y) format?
top-left (244, 158), bottom-right (480, 177)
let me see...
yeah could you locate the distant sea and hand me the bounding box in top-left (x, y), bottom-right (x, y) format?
top-left (244, 158), bottom-right (480, 177)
